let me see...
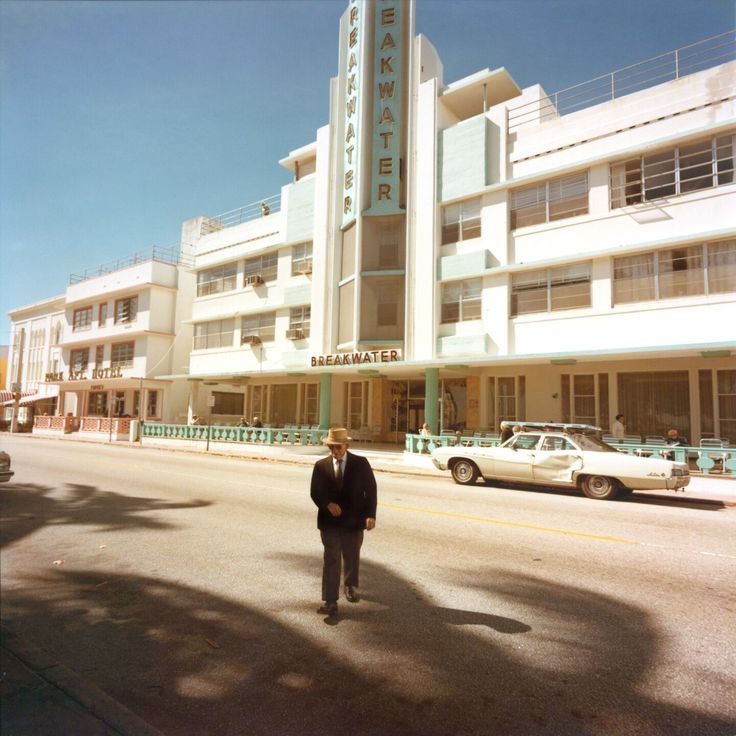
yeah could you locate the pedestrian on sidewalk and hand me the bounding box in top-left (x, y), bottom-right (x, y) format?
top-left (310, 427), bottom-right (377, 617)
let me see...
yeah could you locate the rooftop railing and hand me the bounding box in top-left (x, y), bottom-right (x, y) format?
top-left (508, 30), bottom-right (735, 133)
top-left (200, 193), bottom-right (281, 236)
top-left (69, 245), bottom-right (193, 285)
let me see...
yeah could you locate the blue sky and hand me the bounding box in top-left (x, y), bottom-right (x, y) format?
top-left (1, 0), bottom-right (733, 344)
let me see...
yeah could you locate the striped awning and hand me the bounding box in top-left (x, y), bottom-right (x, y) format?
top-left (1, 392), bottom-right (53, 406)
top-left (0, 390), bottom-right (35, 403)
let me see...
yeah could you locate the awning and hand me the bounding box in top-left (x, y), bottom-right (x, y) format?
top-left (0, 390), bottom-right (36, 403)
top-left (1, 393), bottom-right (56, 407)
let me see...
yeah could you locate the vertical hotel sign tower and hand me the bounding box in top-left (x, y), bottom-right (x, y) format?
top-left (337, 0), bottom-right (410, 352)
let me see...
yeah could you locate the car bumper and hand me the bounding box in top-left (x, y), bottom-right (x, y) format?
top-left (431, 457), bottom-right (447, 471)
top-left (0, 470), bottom-right (14, 483)
top-left (666, 475), bottom-right (690, 490)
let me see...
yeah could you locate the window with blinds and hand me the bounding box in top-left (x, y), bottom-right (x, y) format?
top-left (609, 134), bottom-right (734, 208)
top-left (441, 278), bottom-right (482, 323)
top-left (511, 263), bottom-right (591, 316)
top-left (193, 319), bottom-right (235, 350)
top-left (197, 262), bottom-right (238, 297)
top-left (510, 171), bottom-right (588, 229)
top-left (441, 197), bottom-right (482, 244)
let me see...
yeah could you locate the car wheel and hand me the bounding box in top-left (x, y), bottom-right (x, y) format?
top-left (451, 459), bottom-right (479, 485)
top-left (581, 475), bottom-right (619, 500)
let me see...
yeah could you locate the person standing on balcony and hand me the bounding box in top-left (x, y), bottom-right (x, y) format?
top-left (310, 428), bottom-right (377, 618)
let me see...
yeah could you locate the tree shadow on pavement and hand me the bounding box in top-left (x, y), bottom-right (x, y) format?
top-left (2, 560), bottom-right (734, 736)
top-left (0, 483), bottom-right (211, 548)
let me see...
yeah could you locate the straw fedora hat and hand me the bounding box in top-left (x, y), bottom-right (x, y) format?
top-left (323, 427), bottom-right (352, 445)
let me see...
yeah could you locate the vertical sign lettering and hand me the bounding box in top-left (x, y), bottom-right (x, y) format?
top-left (370, 0), bottom-right (402, 214)
top-left (342, 0), bottom-right (362, 228)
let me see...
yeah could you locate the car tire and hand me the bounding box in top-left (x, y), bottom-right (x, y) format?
top-left (451, 459), bottom-right (480, 485)
top-left (581, 475), bottom-right (619, 500)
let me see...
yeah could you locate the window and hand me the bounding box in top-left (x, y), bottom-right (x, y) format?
top-left (212, 391), bottom-right (244, 415)
top-left (146, 390), bottom-right (160, 418)
top-left (344, 381), bottom-right (368, 430)
top-left (88, 392), bottom-right (107, 416)
top-left (111, 342), bottom-right (134, 368)
top-left (441, 278), bottom-right (482, 323)
top-left (441, 197), bottom-right (481, 244)
top-left (510, 172), bottom-right (588, 229)
top-left (95, 345), bottom-right (104, 367)
top-left (541, 436), bottom-right (575, 451)
top-left (250, 384), bottom-right (266, 421)
top-left (73, 307), bottom-right (93, 332)
top-left (197, 262), bottom-right (238, 297)
top-left (511, 263), bottom-right (591, 316)
top-left (244, 252), bottom-right (278, 283)
top-left (717, 370), bottom-right (736, 442)
top-left (289, 306), bottom-right (311, 338)
top-left (241, 312), bottom-right (276, 343)
top-left (488, 376), bottom-right (525, 430)
top-left (114, 296), bottom-right (138, 324)
top-left (376, 281), bottom-right (400, 327)
top-left (98, 303), bottom-right (108, 326)
top-left (610, 134), bottom-right (734, 208)
top-left (193, 319), bottom-right (234, 350)
top-left (613, 239), bottom-right (736, 305)
top-left (572, 375), bottom-right (596, 426)
top-left (509, 434), bottom-right (541, 450)
top-left (53, 322), bottom-right (63, 345)
top-left (113, 391), bottom-right (125, 417)
top-left (291, 242), bottom-right (313, 275)
top-left (70, 348), bottom-right (89, 372)
top-left (302, 384), bottom-right (319, 426)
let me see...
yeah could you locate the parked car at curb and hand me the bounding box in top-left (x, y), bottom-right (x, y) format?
top-left (431, 422), bottom-right (690, 500)
top-left (0, 449), bottom-right (14, 483)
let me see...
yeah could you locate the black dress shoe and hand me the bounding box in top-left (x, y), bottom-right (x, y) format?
top-left (345, 586), bottom-right (360, 603)
top-left (318, 602), bottom-right (338, 616)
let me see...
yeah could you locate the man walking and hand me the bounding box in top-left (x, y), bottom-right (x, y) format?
top-left (310, 427), bottom-right (377, 617)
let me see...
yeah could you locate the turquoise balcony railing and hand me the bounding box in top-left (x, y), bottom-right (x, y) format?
top-left (142, 423), bottom-right (326, 447)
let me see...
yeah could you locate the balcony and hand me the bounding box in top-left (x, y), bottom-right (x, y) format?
top-left (200, 194), bottom-right (281, 236)
top-left (69, 245), bottom-right (191, 285)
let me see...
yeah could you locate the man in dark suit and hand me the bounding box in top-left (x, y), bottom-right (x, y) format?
top-left (310, 427), bottom-right (377, 617)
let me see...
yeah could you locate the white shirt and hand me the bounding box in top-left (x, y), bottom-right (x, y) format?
top-left (612, 420), bottom-right (625, 440)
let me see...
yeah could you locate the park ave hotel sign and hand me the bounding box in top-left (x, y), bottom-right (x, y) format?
top-left (342, 0), bottom-right (403, 227)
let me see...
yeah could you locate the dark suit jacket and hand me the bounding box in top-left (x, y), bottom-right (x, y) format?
top-left (310, 451), bottom-right (377, 531)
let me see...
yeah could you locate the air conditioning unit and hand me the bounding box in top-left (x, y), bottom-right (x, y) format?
top-left (296, 259), bottom-right (313, 275)
top-left (245, 274), bottom-right (264, 286)
top-left (286, 328), bottom-right (304, 340)
top-left (241, 334), bottom-right (262, 345)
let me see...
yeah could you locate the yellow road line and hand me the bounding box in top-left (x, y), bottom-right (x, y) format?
top-left (381, 502), bottom-right (637, 544)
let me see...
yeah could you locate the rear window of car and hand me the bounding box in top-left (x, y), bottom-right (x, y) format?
top-left (509, 434), bottom-right (541, 450)
top-left (540, 436), bottom-right (576, 451)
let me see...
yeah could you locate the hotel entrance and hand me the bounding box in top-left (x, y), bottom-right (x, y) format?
top-left (389, 379), bottom-right (425, 437)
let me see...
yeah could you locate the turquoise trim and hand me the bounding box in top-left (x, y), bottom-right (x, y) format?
top-left (360, 269), bottom-right (406, 277)
top-left (424, 367), bottom-right (439, 434)
top-left (319, 373), bottom-right (332, 430)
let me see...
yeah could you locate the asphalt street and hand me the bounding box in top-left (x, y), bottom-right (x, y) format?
top-left (1, 435), bottom-right (735, 736)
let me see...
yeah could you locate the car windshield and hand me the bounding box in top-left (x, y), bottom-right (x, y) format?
top-left (571, 433), bottom-right (619, 452)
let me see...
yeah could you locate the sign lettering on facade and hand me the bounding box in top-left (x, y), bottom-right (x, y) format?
top-left (369, 0), bottom-right (402, 214)
top-left (311, 349), bottom-right (401, 367)
top-left (342, 0), bottom-right (363, 228)
top-left (45, 366), bottom-right (124, 382)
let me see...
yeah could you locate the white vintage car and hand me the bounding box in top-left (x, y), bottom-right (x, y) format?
top-left (431, 422), bottom-right (690, 500)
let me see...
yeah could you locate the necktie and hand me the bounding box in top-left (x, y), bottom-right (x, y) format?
top-left (335, 459), bottom-right (343, 489)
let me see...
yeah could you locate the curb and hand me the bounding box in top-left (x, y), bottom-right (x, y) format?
top-left (1, 624), bottom-right (165, 736)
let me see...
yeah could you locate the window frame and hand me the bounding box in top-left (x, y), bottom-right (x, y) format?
top-left (609, 134), bottom-right (734, 208)
top-left (72, 306), bottom-right (93, 332)
top-left (240, 312), bottom-right (276, 343)
top-left (114, 295), bottom-right (138, 324)
top-left (197, 262), bottom-right (238, 297)
top-left (440, 278), bottom-right (482, 324)
top-left (291, 242), bottom-right (313, 276)
top-left (110, 341), bottom-right (135, 369)
top-left (289, 306), bottom-right (311, 337)
top-left (70, 348), bottom-right (89, 373)
top-left (244, 252), bottom-right (278, 283)
top-left (511, 263), bottom-right (591, 316)
top-left (510, 171), bottom-right (589, 229)
top-left (193, 319), bottom-right (235, 351)
top-left (441, 197), bottom-right (482, 245)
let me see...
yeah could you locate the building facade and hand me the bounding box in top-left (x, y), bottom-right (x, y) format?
top-left (6, 248), bottom-right (195, 432)
top-left (174, 2), bottom-right (735, 444)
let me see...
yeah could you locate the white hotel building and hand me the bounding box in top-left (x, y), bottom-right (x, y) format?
top-left (174, 1), bottom-right (735, 445)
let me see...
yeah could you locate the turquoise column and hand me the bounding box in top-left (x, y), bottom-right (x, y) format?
top-left (424, 368), bottom-right (439, 434)
top-left (318, 373), bottom-right (332, 430)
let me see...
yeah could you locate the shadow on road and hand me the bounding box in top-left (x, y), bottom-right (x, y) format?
top-left (0, 483), bottom-right (211, 548)
top-left (2, 556), bottom-right (734, 736)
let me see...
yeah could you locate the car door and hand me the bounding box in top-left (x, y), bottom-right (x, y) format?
top-left (492, 433), bottom-right (540, 482)
top-left (532, 435), bottom-right (583, 485)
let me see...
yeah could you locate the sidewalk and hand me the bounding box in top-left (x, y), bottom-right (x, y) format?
top-left (1, 625), bottom-right (164, 736)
